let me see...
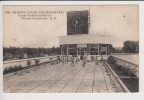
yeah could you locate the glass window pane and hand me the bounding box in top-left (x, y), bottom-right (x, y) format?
top-left (78, 52), bottom-right (80, 55)
top-left (69, 49), bottom-right (74, 52)
top-left (101, 45), bottom-right (106, 47)
top-left (61, 45), bottom-right (65, 49)
top-left (90, 44), bottom-right (98, 47)
top-left (81, 52), bottom-right (84, 55)
top-left (90, 48), bottom-right (98, 51)
top-left (101, 47), bottom-right (106, 51)
top-left (68, 52), bottom-right (75, 55)
top-left (61, 46), bottom-right (65, 54)
top-left (90, 52), bottom-right (98, 55)
top-left (101, 51), bottom-right (106, 55)
top-left (68, 44), bottom-right (75, 48)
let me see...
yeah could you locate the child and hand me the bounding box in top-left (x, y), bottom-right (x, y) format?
top-left (101, 54), bottom-right (104, 66)
top-left (66, 55), bottom-right (69, 64)
top-left (75, 55), bottom-right (78, 64)
top-left (57, 56), bottom-right (61, 63)
top-left (62, 56), bottom-right (64, 64)
top-left (101, 54), bottom-right (103, 63)
top-left (82, 55), bottom-right (87, 67)
top-left (50, 56), bottom-right (53, 65)
top-left (95, 56), bottom-right (99, 65)
top-left (64, 56), bottom-right (67, 64)
top-left (71, 55), bottom-right (75, 67)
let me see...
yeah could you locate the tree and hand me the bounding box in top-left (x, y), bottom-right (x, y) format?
top-left (52, 46), bottom-right (55, 53)
top-left (123, 40), bottom-right (139, 53)
top-left (26, 60), bottom-right (31, 67)
top-left (26, 60), bottom-right (31, 73)
top-left (34, 59), bottom-right (40, 68)
top-left (3, 46), bottom-right (61, 61)
top-left (109, 44), bottom-right (116, 53)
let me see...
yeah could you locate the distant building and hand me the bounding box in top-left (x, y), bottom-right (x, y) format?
top-left (24, 53), bottom-right (27, 59)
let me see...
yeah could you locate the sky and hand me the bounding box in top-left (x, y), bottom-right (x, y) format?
top-left (3, 5), bottom-right (139, 48)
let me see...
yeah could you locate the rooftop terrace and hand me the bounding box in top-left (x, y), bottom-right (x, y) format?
top-left (3, 61), bottom-right (124, 93)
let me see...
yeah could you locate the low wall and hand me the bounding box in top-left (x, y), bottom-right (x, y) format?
top-left (3, 56), bottom-right (58, 70)
top-left (110, 56), bottom-right (139, 77)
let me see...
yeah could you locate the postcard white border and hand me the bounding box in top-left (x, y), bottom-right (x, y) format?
top-left (0, 1), bottom-right (144, 100)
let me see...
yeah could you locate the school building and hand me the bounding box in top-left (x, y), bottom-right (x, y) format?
top-left (59, 10), bottom-right (112, 60)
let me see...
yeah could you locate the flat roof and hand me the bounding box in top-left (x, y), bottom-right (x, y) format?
top-left (59, 34), bottom-right (111, 38)
top-left (59, 34), bottom-right (111, 45)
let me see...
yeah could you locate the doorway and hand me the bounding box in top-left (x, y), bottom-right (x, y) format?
top-left (78, 47), bottom-right (87, 60)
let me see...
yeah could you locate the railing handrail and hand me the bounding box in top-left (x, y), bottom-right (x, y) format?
top-left (111, 53), bottom-right (139, 55)
top-left (110, 55), bottom-right (139, 67)
top-left (3, 56), bottom-right (59, 64)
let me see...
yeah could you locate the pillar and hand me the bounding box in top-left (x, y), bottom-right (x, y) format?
top-left (75, 44), bottom-right (77, 55)
top-left (87, 44), bottom-right (90, 55)
top-left (60, 45), bottom-right (62, 55)
top-left (106, 44), bottom-right (107, 55)
top-left (107, 44), bottom-right (109, 55)
top-left (65, 45), bottom-right (68, 55)
top-left (99, 44), bottom-right (101, 55)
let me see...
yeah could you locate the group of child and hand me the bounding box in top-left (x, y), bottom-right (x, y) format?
top-left (49, 55), bottom-right (104, 67)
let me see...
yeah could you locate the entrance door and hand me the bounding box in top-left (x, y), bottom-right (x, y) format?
top-left (78, 47), bottom-right (87, 60)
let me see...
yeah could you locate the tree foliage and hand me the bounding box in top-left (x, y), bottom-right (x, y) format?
top-left (123, 41), bottom-right (139, 53)
top-left (34, 59), bottom-right (40, 66)
top-left (3, 46), bottom-right (60, 61)
top-left (26, 60), bottom-right (31, 67)
top-left (109, 44), bottom-right (117, 53)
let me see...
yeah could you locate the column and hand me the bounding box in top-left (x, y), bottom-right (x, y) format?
top-left (60, 45), bottom-right (62, 55)
top-left (99, 44), bottom-right (101, 55)
top-left (107, 44), bottom-right (109, 55)
top-left (106, 44), bottom-right (107, 55)
top-left (87, 44), bottom-right (90, 55)
top-left (75, 44), bottom-right (77, 55)
top-left (65, 45), bottom-right (68, 55)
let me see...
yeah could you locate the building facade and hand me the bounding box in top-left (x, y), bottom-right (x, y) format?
top-left (59, 10), bottom-right (111, 60)
top-left (59, 34), bottom-right (111, 60)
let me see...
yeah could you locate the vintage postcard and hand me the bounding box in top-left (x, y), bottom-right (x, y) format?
top-left (3, 5), bottom-right (139, 93)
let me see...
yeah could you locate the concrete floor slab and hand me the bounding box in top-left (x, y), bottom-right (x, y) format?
top-left (3, 61), bottom-right (124, 93)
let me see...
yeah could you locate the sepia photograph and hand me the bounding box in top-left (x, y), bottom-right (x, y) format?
top-left (3, 5), bottom-right (139, 93)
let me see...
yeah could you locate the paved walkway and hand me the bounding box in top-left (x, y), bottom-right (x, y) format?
top-left (3, 61), bottom-right (124, 93)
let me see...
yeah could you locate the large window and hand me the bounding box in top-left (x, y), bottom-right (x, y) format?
top-left (101, 44), bottom-right (107, 55)
top-left (78, 47), bottom-right (87, 55)
top-left (61, 45), bottom-right (66, 55)
top-left (90, 44), bottom-right (98, 55)
top-left (68, 44), bottom-right (75, 55)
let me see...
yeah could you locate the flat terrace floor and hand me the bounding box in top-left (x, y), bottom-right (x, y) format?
top-left (3, 61), bottom-right (124, 93)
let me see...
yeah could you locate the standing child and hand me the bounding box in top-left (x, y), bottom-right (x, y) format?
top-left (64, 56), bottom-right (67, 64)
top-left (95, 56), bottom-right (99, 65)
top-left (60, 56), bottom-right (63, 63)
top-left (50, 56), bottom-right (53, 65)
top-left (62, 56), bottom-right (64, 64)
top-left (56, 56), bottom-right (59, 64)
top-left (66, 55), bottom-right (69, 64)
top-left (71, 55), bottom-right (75, 67)
top-left (75, 55), bottom-right (79, 64)
top-left (101, 54), bottom-right (103, 63)
top-left (82, 55), bottom-right (87, 67)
